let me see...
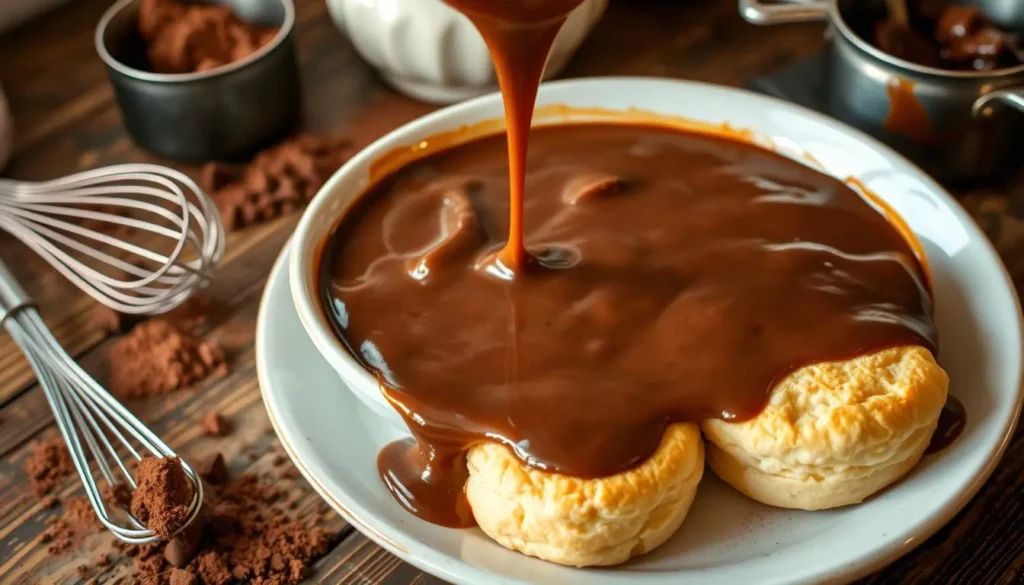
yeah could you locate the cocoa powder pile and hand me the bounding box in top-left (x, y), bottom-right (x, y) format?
top-left (131, 456), bottom-right (194, 540)
top-left (122, 456), bottom-right (336, 585)
top-left (24, 438), bottom-right (74, 496)
top-left (138, 0), bottom-right (279, 74)
top-left (205, 134), bottom-right (351, 232)
top-left (110, 319), bottom-right (226, 398)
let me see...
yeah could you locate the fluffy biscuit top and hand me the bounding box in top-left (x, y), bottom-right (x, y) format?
top-left (702, 346), bottom-right (948, 478)
top-left (466, 423), bottom-right (704, 566)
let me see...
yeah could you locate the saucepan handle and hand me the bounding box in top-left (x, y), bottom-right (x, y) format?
top-left (739, 0), bottom-right (830, 25)
top-left (972, 87), bottom-right (1024, 119)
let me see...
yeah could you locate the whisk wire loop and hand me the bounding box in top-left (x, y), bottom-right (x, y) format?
top-left (0, 163), bottom-right (224, 315)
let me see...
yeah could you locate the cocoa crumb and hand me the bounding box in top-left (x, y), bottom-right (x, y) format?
top-left (199, 453), bottom-right (228, 484)
top-left (76, 565), bottom-right (90, 578)
top-left (25, 438), bottom-right (74, 496)
top-left (200, 162), bottom-right (239, 193)
top-left (92, 305), bottom-right (126, 334)
top-left (213, 134), bottom-right (351, 232)
top-left (103, 482), bottom-right (134, 510)
top-left (94, 553), bottom-right (111, 567)
top-left (201, 411), bottom-right (231, 437)
top-left (109, 320), bottom-right (225, 398)
top-left (169, 567), bottom-right (198, 585)
top-left (131, 457), bottom-right (193, 539)
top-left (197, 551), bottom-right (232, 585)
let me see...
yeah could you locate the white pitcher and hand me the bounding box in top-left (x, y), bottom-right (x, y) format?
top-left (326, 0), bottom-right (608, 104)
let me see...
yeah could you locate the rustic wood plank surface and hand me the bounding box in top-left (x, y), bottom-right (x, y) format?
top-left (0, 0), bottom-right (1022, 583)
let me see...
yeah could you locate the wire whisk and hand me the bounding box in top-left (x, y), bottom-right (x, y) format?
top-left (0, 164), bottom-right (224, 314)
top-left (0, 259), bottom-right (203, 544)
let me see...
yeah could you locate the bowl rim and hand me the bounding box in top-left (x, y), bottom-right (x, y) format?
top-left (94, 0), bottom-right (296, 83)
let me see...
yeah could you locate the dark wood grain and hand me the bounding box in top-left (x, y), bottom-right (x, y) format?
top-left (0, 0), bottom-right (1023, 583)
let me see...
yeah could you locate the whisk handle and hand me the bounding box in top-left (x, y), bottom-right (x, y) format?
top-left (0, 258), bottom-right (34, 326)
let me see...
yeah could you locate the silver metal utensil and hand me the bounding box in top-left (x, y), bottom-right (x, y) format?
top-left (0, 164), bottom-right (224, 315)
top-left (0, 258), bottom-right (204, 544)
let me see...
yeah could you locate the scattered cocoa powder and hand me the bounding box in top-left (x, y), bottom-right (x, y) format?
top-left (26, 443), bottom-right (336, 584)
top-left (201, 411), bottom-right (231, 437)
top-left (39, 497), bottom-right (102, 555)
top-left (39, 495), bottom-right (58, 509)
top-left (76, 565), bottom-right (90, 578)
top-left (132, 457), bottom-right (194, 540)
top-left (65, 496), bottom-right (101, 532)
top-left (138, 0), bottom-right (279, 75)
top-left (122, 470), bottom-right (336, 584)
top-left (25, 438), bottom-right (75, 496)
top-left (109, 320), bottom-right (226, 398)
top-left (210, 134), bottom-right (351, 232)
top-left (161, 295), bottom-right (215, 334)
top-left (103, 481), bottom-right (134, 510)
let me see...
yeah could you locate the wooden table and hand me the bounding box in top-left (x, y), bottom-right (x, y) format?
top-left (1, 1), bottom-right (1022, 583)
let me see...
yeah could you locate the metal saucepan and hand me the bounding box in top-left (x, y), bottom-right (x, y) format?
top-left (741, 0), bottom-right (1024, 184)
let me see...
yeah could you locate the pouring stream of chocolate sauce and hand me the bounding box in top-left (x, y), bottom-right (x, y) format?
top-left (441, 0), bottom-right (585, 273)
top-left (319, 2), bottom-right (950, 528)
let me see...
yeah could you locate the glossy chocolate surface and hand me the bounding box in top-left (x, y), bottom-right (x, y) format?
top-left (321, 123), bottom-right (938, 526)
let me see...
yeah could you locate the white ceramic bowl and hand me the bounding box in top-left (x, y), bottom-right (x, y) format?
top-left (289, 76), bottom-right (1021, 432)
top-left (325, 0), bottom-right (607, 104)
top-left (283, 77), bottom-right (1024, 583)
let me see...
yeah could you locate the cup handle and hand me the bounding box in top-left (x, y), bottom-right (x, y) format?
top-left (739, 0), bottom-right (830, 25)
top-left (972, 87), bottom-right (1024, 119)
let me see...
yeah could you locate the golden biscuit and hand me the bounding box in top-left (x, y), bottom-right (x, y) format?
top-left (702, 346), bottom-right (948, 510)
top-left (466, 423), bottom-right (704, 567)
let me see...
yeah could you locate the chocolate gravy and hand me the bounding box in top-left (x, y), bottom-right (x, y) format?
top-left (320, 123), bottom-right (938, 527)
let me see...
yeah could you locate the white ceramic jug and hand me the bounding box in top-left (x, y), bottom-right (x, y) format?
top-left (326, 0), bottom-right (608, 104)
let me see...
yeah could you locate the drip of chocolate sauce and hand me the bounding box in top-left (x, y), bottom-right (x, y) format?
top-left (927, 395), bottom-right (966, 454)
top-left (884, 77), bottom-right (935, 144)
top-left (321, 123), bottom-right (938, 527)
